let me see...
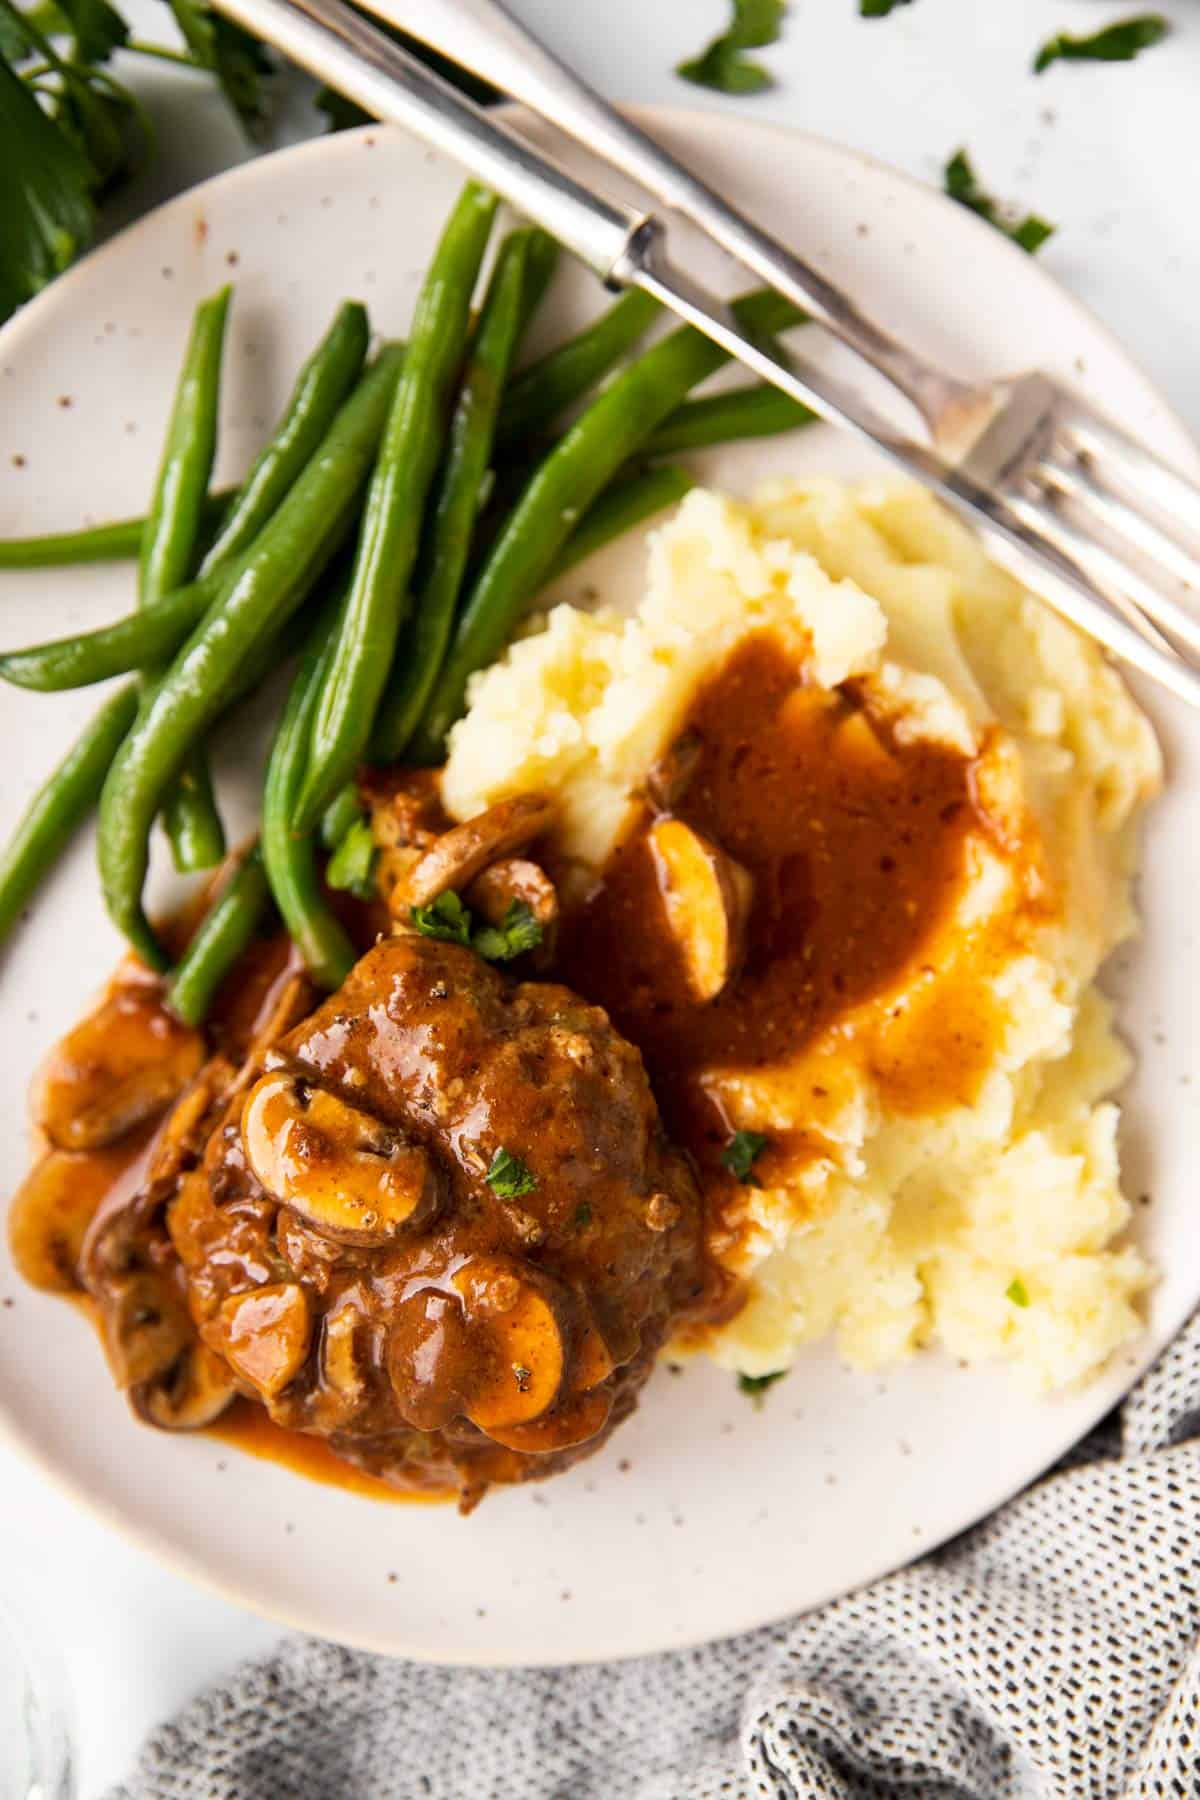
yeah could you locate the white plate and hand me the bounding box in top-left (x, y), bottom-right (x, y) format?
top-left (1, 111), bottom-right (1198, 1667)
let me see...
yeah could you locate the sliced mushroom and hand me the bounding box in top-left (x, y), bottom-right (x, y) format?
top-left (572, 1318), bottom-right (616, 1393)
top-left (98, 1266), bottom-right (195, 1391)
top-left (465, 858), bottom-right (559, 965)
top-left (34, 985), bottom-right (205, 1151)
top-left (242, 1071), bottom-right (441, 1243)
top-left (320, 1291), bottom-right (367, 1403)
top-left (132, 1341), bottom-right (237, 1430)
top-left (217, 1282), bottom-right (312, 1399)
top-left (480, 1385), bottom-right (612, 1455)
top-left (400, 795), bottom-right (555, 911)
top-left (453, 1256), bottom-right (567, 1437)
top-left (9, 1140), bottom-right (148, 1294)
top-left (78, 1130), bottom-right (164, 1286)
top-left (645, 731), bottom-right (703, 811)
top-left (144, 1056), bottom-right (237, 1192)
top-left (647, 817), bottom-right (754, 1002)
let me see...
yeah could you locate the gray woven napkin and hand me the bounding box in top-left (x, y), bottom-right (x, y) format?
top-left (109, 1311), bottom-right (1200, 1800)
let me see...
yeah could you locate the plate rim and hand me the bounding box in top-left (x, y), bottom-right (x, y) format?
top-left (0, 107), bottom-right (1197, 1666)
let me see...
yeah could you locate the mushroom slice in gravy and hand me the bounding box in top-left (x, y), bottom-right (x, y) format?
top-left (242, 1071), bottom-right (442, 1243)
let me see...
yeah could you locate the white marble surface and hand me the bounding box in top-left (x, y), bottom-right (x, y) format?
top-left (2, 2), bottom-right (1197, 1792)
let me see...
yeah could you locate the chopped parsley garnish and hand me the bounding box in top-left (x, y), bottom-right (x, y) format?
top-left (721, 1129), bottom-right (769, 1185)
top-left (573, 1202), bottom-right (593, 1230)
top-left (737, 1369), bottom-right (787, 1406)
top-left (1034, 15), bottom-right (1168, 75)
top-left (409, 889), bottom-right (473, 948)
top-left (1006, 1278), bottom-right (1030, 1308)
top-left (325, 817), bottom-right (378, 900)
top-left (512, 1363), bottom-right (532, 1392)
top-left (410, 891), bottom-right (543, 963)
top-left (472, 900), bottom-right (543, 964)
top-left (943, 150), bottom-right (1055, 255)
top-left (676, 0), bottom-right (785, 95)
top-left (860, 0), bottom-right (912, 15)
top-left (485, 1147), bottom-right (537, 1200)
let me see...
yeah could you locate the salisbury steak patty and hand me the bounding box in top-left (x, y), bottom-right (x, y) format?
top-left (167, 933), bottom-right (713, 1505)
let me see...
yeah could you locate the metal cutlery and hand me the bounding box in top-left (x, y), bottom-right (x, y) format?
top-left (211, 0), bottom-right (1200, 712)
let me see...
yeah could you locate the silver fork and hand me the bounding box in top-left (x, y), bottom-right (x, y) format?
top-left (213, 0), bottom-right (1200, 712)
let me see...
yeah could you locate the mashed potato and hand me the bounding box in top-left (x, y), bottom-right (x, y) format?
top-left (443, 480), bottom-right (1161, 1393)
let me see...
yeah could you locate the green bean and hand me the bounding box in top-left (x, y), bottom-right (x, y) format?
top-left (0, 682), bottom-right (139, 945)
top-left (295, 184), bottom-right (498, 830)
top-left (373, 229), bottom-right (531, 764)
top-left (517, 230), bottom-right (560, 333)
top-left (0, 304), bottom-right (371, 582)
top-left (0, 490), bottom-right (234, 569)
top-left (98, 344), bottom-right (406, 969)
top-left (140, 287), bottom-right (232, 873)
top-left (167, 843), bottom-right (272, 1027)
top-left (197, 300), bottom-right (370, 576)
top-left (319, 783), bottom-right (364, 850)
top-left (262, 608), bottom-right (355, 990)
top-left (547, 465), bottom-right (695, 583)
top-left (162, 754), bottom-right (226, 872)
top-left (325, 816), bottom-right (377, 899)
top-left (140, 286), bottom-right (231, 607)
top-left (411, 289), bottom-right (804, 760)
top-left (495, 288), bottom-right (660, 449)
top-left (645, 384), bottom-right (816, 456)
top-left (0, 306), bottom-right (380, 694)
top-left (0, 576), bottom-right (216, 691)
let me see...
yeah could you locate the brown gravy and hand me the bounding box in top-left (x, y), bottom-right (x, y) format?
top-left (211, 1400), bottom-right (449, 1504)
top-left (12, 1077), bottom-right (450, 1503)
top-left (9, 632), bottom-right (1039, 1500)
top-left (558, 632), bottom-right (1026, 1191)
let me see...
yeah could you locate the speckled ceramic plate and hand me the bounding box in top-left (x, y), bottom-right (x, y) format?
top-left (1, 111), bottom-right (1197, 1665)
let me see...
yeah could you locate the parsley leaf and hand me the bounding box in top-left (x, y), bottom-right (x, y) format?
top-left (573, 1201), bottom-right (593, 1230)
top-left (471, 900), bottom-right (543, 964)
top-left (0, 3), bottom-right (30, 55)
top-left (944, 150), bottom-right (1055, 255)
top-left (721, 1129), bottom-right (769, 1184)
top-left (161, 0), bottom-right (273, 137)
top-left (1034, 14), bottom-right (1168, 75)
top-left (860, 0), bottom-right (912, 14)
top-left (737, 1369), bottom-right (787, 1406)
top-left (409, 890), bottom-right (543, 963)
top-left (325, 818), bottom-right (378, 901)
top-left (1006, 1278), bottom-right (1030, 1308)
top-left (55, 0), bottom-right (126, 62)
top-left (485, 1147), bottom-right (537, 1199)
top-left (0, 53), bottom-right (95, 323)
top-left (410, 889), bottom-right (473, 948)
top-left (677, 0), bottom-right (785, 95)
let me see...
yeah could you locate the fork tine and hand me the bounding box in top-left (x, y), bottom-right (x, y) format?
top-left (1060, 412), bottom-right (1200, 549)
top-left (1031, 463), bottom-right (1200, 658)
top-left (1007, 482), bottom-right (1200, 666)
top-left (1041, 445), bottom-right (1200, 595)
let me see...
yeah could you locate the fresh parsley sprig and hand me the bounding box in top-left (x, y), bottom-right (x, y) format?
top-left (676, 0), bottom-right (785, 96)
top-left (943, 150), bottom-right (1055, 256)
top-left (0, 0), bottom-right (271, 325)
top-left (737, 1369), bottom-right (787, 1405)
top-left (721, 1129), bottom-right (769, 1185)
top-left (485, 1147), bottom-right (537, 1199)
top-left (1034, 14), bottom-right (1168, 75)
top-left (0, 0), bottom-right (501, 328)
top-left (410, 889), bottom-right (544, 964)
